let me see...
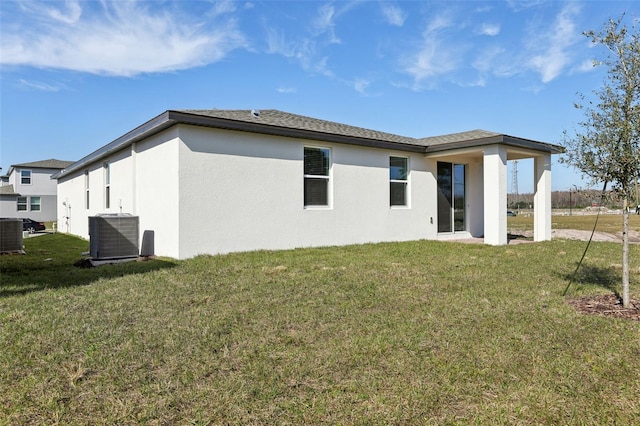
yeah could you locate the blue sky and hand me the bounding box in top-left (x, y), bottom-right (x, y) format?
top-left (1, 0), bottom-right (637, 193)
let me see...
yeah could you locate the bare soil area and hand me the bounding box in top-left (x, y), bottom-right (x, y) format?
top-left (568, 294), bottom-right (640, 321)
top-left (509, 228), bottom-right (640, 243)
top-left (552, 228), bottom-right (640, 243)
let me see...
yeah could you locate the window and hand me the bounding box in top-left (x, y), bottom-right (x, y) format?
top-left (17, 197), bottom-right (27, 211)
top-left (104, 162), bottom-right (110, 209)
top-left (304, 147), bottom-right (330, 207)
top-left (17, 196), bottom-right (40, 211)
top-left (30, 196), bottom-right (41, 212)
top-left (390, 156), bottom-right (408, 206)
top-left (20, 170), bottom-right (31, 185)
top-left (85, 170), bottom-right (90, 209)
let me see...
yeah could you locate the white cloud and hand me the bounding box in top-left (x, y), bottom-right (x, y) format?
top-left (404, 38), bottom-right (459, 82)
top-left (313, 3), bottom-right (340, 44)
top-left (526, 3), bottom-right (582, 83)
top-left (426, 13), bottom-right (455, 34)
top-left (354, 78), bottom-right (370, 95)
top-left (276, 86), bottom-right (296, 94)
top-left (381, 4), bottom-right (407, 27)
top-left (472, 46), bottom-right (517, 78)
top-left (506, 0), bottom-right (547, 12)
top-left (575, 59), bottom-right (597, 73)
top-left (266, 27), bottom-right (332, 76)
top-left (478, 23), bottom-right (501, 36)
top-left (1, 1), bottom-right (247, 77)
top-left (401, 13), bottom-right (462, 88)
top-left (18, 79), bottom-right (66, 92)
top-left (17, 0), bottom-right (82, 24)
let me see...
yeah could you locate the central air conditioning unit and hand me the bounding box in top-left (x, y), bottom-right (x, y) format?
top-left (0, 218), bottom-right (24, 254)
top-left (89, 214), bottom-right (139, 260)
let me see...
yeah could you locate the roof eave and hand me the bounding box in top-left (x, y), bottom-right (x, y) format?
top-left (54, 110), bottom-right (427, 180)
top-left (53, 111), bottom-right (175, 179)
top-left (424, 135), bottom-right (565, 155)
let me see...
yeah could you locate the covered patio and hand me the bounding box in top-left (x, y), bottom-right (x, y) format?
top-left (421, 130), bottom-right (564, 246)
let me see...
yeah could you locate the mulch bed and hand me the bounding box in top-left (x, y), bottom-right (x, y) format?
top-left (568, 294), bottom-right (640, 321)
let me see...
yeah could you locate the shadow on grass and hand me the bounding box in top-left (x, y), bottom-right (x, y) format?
top-left (508, 232), bottom-right (533, 241)
top-left (0, 233), bottom-right (177, 298)
top-left (561, 263), bottom-right (622, 297)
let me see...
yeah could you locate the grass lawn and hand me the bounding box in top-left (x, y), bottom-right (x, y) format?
top-left (1, 233), bottom-right (639, 424)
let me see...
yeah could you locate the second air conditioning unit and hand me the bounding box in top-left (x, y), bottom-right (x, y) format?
top-left (0, 218), bottom-right (24, 254)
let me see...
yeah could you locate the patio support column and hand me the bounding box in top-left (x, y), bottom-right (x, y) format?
top-left (534, 154), bottom-right (552, 241)
top-left (483, 145), bottom-right (508, 245)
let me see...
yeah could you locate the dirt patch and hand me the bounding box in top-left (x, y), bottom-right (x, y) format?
top-left (552, 228), bottom-right (640, 243)
top-left (552, 229), bottom-right (622, 242)
top-left (506, 229), bottom-right (640, 243)
top-left (567, 294), bottom-right (640, 321)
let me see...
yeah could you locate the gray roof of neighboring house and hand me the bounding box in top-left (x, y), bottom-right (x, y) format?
top-left (0, 185), bottom-right (19, 196)
top-left (11, 159), bottom-right (75, 169)
top-left (53, 109), bottom-right (565, 179)
top-left (4, 159), bottom-right (76, 179)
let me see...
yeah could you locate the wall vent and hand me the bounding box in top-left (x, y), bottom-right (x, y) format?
top-left (0, 218), bottom-right (24, 254)
top-left (89, 214), bottom-right (139, 260)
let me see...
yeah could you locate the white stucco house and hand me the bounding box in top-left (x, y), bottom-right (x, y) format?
top-left (1, 159), bottom-right (74, 221)
top-left (53, 109), bottom-right (563, 260)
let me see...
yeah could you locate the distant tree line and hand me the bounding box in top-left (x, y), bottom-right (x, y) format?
top-left (508, 189), bottom-right (638, 210)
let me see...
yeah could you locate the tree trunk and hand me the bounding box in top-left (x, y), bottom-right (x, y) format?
top-left (622, 197), bottom-right (630, 308)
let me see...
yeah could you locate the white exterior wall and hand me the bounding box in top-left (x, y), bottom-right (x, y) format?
top-left (57, 129), bottom-right (180, 257)
top-left (533, 154), bottom-right (552, 242)
top-left (467, 158), bottom-right (484, 238)
top-left (482, 145), bottom-right (508, 245)
top-left (134, 130), bottom-right (181, 258)
top-left (176, 125), bottom-right (437, 258)
top-left (0, 196), bottom-right (19, 217)
top-left (56, 122), bottom-right (556, 259)
top-left (57, 171), bottom-right (85, 234)
top-left (57, 150), bottom-right (136, 236)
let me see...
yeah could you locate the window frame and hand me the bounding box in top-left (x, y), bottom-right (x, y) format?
top-left (104, 162), bottom-right (111, 209)
top-left (84, 170), bottom-right (90, 209)
top-left (20, 169), bottom-right (32, 185)
top-left (17, 196), bottom-right (27, 211)
top-left (389, 156), bottom-right (409, 207)
top-left (29, 196), bottom-right (41, 212)
top-left (303, 146), bottom-right (332, 208)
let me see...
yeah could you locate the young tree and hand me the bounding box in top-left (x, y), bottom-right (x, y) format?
top-left (562, 15), bottom-right (640, 308)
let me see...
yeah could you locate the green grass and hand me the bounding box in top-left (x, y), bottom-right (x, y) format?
top-left (1, 233), bottom-right (639, 424)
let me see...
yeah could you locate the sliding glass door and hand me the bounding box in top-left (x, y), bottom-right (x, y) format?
top-left (437, 162), bottom-right (466, 233)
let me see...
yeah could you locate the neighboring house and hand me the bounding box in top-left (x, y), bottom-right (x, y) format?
top-left (54, 109), bottom-right (564, 260)
top-left (1, 159), bottom-right (75, 221)
top-left (0, 185), bottom-right (21, 219)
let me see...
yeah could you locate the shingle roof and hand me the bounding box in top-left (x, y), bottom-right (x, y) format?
top-left (419, 129), bottom-right (502, 146)
top-left (0, 185), bottom-right (19, 196)
top-left (180, 109), bottom-right (418, 146)
top-left (11, 159), bottom-right (75, 169)
top-left (53, 109), bottom-right (564, 179)
top-left (419, 129), bottom-right (565, 154)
